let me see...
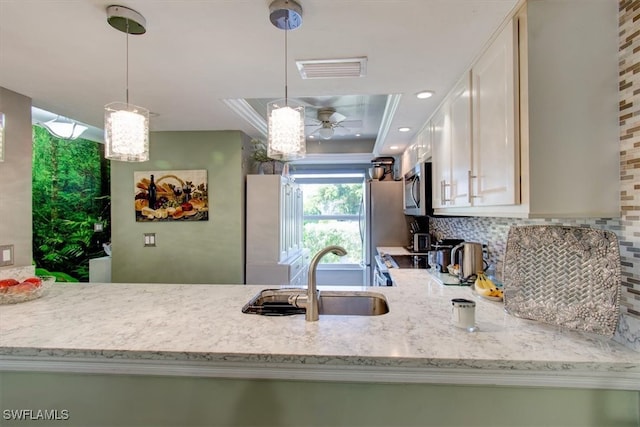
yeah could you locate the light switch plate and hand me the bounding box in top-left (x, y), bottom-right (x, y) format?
top-left (0, 244), bottom-right (14, 266)
top-left (144, 233), bottom-right (156, 247)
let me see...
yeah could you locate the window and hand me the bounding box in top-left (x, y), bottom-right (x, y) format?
top-left (292, 172), bottom-right (365, 265)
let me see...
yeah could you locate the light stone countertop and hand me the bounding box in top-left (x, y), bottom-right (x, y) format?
top-left (0, 271), bottom-right (638, 390)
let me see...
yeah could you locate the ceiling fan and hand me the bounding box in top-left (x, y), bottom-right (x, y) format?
top-left (306, 107), bottom-right (359, 140)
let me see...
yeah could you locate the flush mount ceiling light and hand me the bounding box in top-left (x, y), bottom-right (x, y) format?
top-left (318, 126), bottom-right (334, 140)
top-left (416, 90), bottom-right (435, 99)
top-left (41, 116), bottom-right (88, 140)
top-left (104, 5), bottom-right (149, 162)
top-left (398, 127), bottom-right (411, 132)
top-left (267, 0), bottom-right (306, 161)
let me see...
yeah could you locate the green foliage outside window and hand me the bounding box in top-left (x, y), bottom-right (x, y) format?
top-left (301, 182), bottom-right (363, 264)
top-left (303, 183), bottom-right (362, 215)
top-left (32, 127), bottom-right (110, 281)
top-left (303, 220), bottom-right (362, 264)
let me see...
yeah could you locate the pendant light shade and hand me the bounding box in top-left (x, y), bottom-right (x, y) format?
top-left (267, 0), bottom-right (305, 161)
top-left (267, 99), bottom-right (305, 161)
top-left (42, 116), bottom-right (88, 140)
top-left (104, 5), bottom-right (149, 162)
top-left (104, 102), bottom-right (149, 161)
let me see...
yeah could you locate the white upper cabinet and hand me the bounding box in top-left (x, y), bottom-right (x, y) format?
top-left (432, 107), bottom-right (450, 208)
top-left (449, 74), bottom-right (473, 207)
top-left (470, 23), bottom-right (518, 207)
top-left (401, 123), bottom-right (433, 177)
top-left (431, 73), bottom-right (472, 209)
top-left (431, 0), bottom-right (619, 218)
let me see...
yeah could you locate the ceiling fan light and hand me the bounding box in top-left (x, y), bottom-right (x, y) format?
top-left (42, 116), bottom-right (88, 140)
top-left (104, 102), bottom-right (149, 162)
top-left (318, 127), bottom-right (334, 140)
top-left (267, 100), bottom-right (305, 161)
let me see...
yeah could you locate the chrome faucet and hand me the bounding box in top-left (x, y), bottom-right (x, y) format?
top-left (288, 245), bottom-right (347, 321)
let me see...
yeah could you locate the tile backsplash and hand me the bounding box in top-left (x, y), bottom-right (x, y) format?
top-left (429, 1), bottom-right (640, 352)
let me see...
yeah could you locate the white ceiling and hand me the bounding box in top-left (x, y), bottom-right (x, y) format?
top-left (0, 0), bottom-right (519, 159)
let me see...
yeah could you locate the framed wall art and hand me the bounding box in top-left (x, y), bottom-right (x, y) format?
top-left (134, 170), bottom-right (208, 222)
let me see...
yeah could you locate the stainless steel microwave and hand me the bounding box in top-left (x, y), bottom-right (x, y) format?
top-left (403, 162), bottom-right (432, 216)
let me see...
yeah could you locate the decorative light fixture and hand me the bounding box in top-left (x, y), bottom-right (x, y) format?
top-left (267, 0), bottom-right (305, 161)
top-left (0, 112), bottom-right (5, 162)
top-left (318, 127), bottom-right (334, 140)
top-left (41, 116), bottom-right (88, 140)
top-left (104, 5), bottom-right (149, 162)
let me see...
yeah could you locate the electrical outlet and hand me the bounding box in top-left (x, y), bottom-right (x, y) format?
top-left (144, 233), bottom-right (156, 247)
top-left (0, 244), bottom-right (14, 266)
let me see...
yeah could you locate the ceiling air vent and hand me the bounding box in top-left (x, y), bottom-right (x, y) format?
top-left (296, 57), bottom-right (367, 79)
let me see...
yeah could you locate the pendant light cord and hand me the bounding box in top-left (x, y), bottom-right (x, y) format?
top-left (125, 19), bottom-right (130, 105)
top-left (284, 16), bottom-right (288, 106)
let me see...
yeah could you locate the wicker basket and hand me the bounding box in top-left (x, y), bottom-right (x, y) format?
top-left (503, 225), bottom-right (621, 336)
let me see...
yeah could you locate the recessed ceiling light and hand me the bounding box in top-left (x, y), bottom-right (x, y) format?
top-left (416, 90), bottom-right (434, 99)
top-left (398, 127), bottom-right (411, 132)
top-left (390, 145), bottom-right (399, 150)
top-left (309, 135), bottom-right (315, 139)
top-left (355, 133), bottom-right (361, 137)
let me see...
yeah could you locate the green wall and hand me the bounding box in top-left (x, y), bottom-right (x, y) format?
top-left (110, 131), bottom-right (249, 284)
top-left (0, 372), bottom-right (638, 426)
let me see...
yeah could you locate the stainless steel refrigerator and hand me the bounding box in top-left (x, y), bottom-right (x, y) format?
top-left (360, 180), bottom-right (409, 286)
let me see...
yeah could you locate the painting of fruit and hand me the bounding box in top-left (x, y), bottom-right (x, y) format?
top-left (134, 170), bottom-right (208, 222)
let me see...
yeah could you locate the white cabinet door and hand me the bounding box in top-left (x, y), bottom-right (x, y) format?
top-left (431, 107), bottom-right (451, 209)
top-left (293, 184), bottom-right (303, 252)
top-left (246, 175), bottom-right (305, 285)
top-left (420, 124), bottom-right (432, 161)
top-left (279, 178), bottom-right (288, 261)
top-left (415, 125), bottom-right (432, 163)
top-left (449, 73), bottom-right (472, 207)
top-left (471, 22), bottom-right (519, 207)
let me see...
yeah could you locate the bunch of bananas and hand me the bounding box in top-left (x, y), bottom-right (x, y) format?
top-left (474, 272), bottom-right (504, 299)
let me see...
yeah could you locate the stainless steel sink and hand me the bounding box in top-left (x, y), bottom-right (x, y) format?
top-left (242, 289), bottom-right (389, 316)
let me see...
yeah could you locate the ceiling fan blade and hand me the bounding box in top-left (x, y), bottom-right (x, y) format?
top-left (336, 119), bottom-right (362, 128)
top-left (329, 111), bottom-right (346, 123)
top-left (304, 116), bottom-right (322, 125)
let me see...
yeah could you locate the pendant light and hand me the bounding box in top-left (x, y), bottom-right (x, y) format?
top-left (267, 0), bottom-right (305, 161)
top-left (104, 5), bottom-right (149, 162)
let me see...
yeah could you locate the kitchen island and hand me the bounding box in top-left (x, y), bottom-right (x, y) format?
top-left (1, 272), bottom-right (638, 389)
top-left (1, 274), bottom-right (639, 426)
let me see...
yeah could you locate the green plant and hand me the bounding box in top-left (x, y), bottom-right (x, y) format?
top-left (250, 139), bottom-right (271, 163)
top-left (32, 126), bottom-right (110, 282)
